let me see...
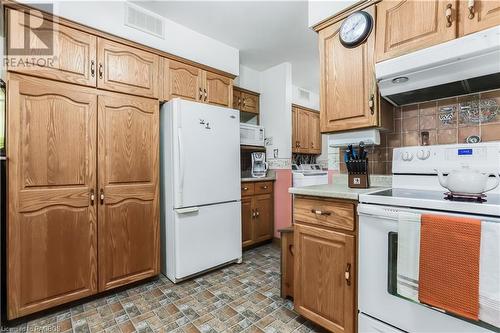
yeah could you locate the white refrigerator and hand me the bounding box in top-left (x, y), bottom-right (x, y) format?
top-left (160, 98), bottom-right (242, 283)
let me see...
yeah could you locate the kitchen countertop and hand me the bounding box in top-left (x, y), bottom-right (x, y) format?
top-left (241, 170), bottom-right (276, 182)
top-left (288, 174), bottom-right (392, 200)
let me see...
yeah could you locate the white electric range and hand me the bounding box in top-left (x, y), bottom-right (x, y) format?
top-left (357, 142), bottom-right (500, 333)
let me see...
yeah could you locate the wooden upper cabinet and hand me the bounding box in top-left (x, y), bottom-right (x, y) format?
top-left (7, 74), bottom-right (98, 319)
top-left (7, 9), bottom-right (97, 86)
top-left (97, 38), bottom-right (159, 98)
top-left (459, 0), bottom-right (500, 36)
top-left (309, 112), bottom-right (321, 154)
top-left (294, 224), bottom-right (356, 333)
top-left (233, 89), bottom-right (242, 109)
top-left (240, 91), bottom-right (259, 114)
top-left (375, 0), bottom-right (458, 62)
top-left (319, 5), bottom-right (377, 133)
top-left (97, 91), bottom-right (160, 291)
top-left (163, 58), bottom-right (203, 102)
top-left (204, 71), bottom-right (233, 107)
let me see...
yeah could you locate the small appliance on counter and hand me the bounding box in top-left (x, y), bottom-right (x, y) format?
top-left (251, 152), bottom-right (268, 178)
top-left (344, 142), bottom-right (369, 188)
top-left (240, 123), bottom-right (265, 147)
top-left (292, 164), bottom-right (328, 187)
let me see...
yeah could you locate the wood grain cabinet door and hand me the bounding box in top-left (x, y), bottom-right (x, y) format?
top-left (240, 92), bottom-right (259, 114)
top-left (319, 5), bottom-right (377, 133)
top-left (460, 0), bottom-right (500, 36)
top-left (292, 107), bottom-right (299, 153)
top-left (294, 224), bottom-right (356, 333)
top-left (165, 59), bottom-right (203, 102)
top-left (375, 0), bottom-right (458, 62)
top-left (233, 89), bottom-right (242, 110)
top-left (297, 109), bottom-right (310, 153)
top-left (97, 92), bottom-right (160, 291)
top-left (309, 112), bottom-right (321, 154)
top-left (7, 74), bottom-right (98, 319)
top-left (241, 197), bottom-right (254, 247)
top-left (7, 9), bottom-right (97, 86)
top-left (97, 38), bottom-right (159, 98)
top-left (253, 194), bottom-right (274, 243)
top-left (204, 71), bottom-right (233, 107)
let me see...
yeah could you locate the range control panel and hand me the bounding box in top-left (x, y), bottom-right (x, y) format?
top-left (393, 142), bottom-right (500, 174)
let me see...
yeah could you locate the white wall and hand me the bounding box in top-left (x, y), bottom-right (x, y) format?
top-left (234, 65), bottom-right (261, 93)
top-left (308, 0), bottom-right (358, 27)
top-left (24, 1), bottom-right (239, 75)
top-left (292, 85), bottom-right (319, 110)
top-left (260, 63), bottom-right (293, 161)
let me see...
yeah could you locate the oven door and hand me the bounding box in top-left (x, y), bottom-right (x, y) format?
top-left (358, 203), bottom-right (497, 333)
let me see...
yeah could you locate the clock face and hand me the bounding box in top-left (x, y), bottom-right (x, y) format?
top-left (339, 11), bottom-right (373, 48)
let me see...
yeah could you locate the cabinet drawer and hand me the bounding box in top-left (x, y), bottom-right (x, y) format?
top-left (241, 183), bottom-right (255, 196)
top-left (294, 196), bottom-right (355, 231)
top-left (254, 181), bottom-right (273, 194)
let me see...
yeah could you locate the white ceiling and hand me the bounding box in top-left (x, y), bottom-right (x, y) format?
top-left (134, 1), bottom-right (319, 93)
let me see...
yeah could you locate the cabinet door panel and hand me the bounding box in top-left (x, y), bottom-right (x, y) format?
top-left (7, 9), bottom-right (97, 86)
top-left (205, 71), bottom-right (232, 107)
top-left (292, 107), bottom-right (299, 153)
top-left (242, 197), bottom-right (254, 247)
top-left (294, 224), bottom-right (355, 333)
top-left (309, 112), bottom-right (321, 154)
top-left (319, 6), bottom-right (376, 133)
top-left (460, 0), bottom-right (500, 36)
top-left (98, 38), bottom-right (159, 98)
top-left (375, 0), bottom-right (457, 62)
top-left (98, 92), bottom-right (159, 291)
top-left (297, 109), bottom-right (310, 152)
top-left (253, 194), bottom-right (274, 243)
top-left (241, 92), bottom-right (259, 114)
top-left (233, 89), bottom-right (242, 110)
top-left (166, 59), bottom-right (203, 102)
top-left (7, 74), bottom-right (97, 319)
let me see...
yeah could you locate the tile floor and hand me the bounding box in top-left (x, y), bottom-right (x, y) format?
top-left (5, 244), bottom-right (328, 333)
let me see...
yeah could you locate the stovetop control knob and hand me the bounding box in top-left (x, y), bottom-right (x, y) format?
top-left (402, 151), bottom-right (414, 161)
top-left (417, 149), bottom-right (430, 160)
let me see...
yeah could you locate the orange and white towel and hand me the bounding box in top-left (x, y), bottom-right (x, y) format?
top-left (418, 214), bottom-right (481, 321)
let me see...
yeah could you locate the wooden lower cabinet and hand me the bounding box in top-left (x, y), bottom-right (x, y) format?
top-left (7, 74), bottom-right (99, 319)
top-left (97, 91), bottom-right (160, 291)
top-left (293, 196), bottom-right (357, 333)
top-left (241, 181), bottom-right (274, 247)
top-left (6, 74), bottom-right (160, 319)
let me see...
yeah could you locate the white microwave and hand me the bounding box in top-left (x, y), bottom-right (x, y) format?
top-left (240, 123), bottom-right (265, 147)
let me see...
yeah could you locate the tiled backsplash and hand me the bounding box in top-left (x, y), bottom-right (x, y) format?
top-left (338, 89), bottom-right (500, 175)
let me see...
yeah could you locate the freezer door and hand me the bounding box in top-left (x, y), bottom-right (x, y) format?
top-left (173, 201), bottom-right (242, 280)
top-left (172, 99), bottom-right (240, 208)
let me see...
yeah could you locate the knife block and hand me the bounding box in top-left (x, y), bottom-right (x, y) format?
top-left (347, 159), bottom-right (370, 189)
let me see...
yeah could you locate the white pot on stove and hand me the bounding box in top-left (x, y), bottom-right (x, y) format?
top-left (435, 166), bottom-right (500, 194)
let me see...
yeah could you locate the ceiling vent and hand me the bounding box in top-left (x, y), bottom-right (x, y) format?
top-left (298, 88), bottom-right (310, 101)
top-left (124, 2), bottom-right (165, 39)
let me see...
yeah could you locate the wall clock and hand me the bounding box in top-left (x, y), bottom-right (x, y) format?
top-left (339, 11), bottom-right (374, 48)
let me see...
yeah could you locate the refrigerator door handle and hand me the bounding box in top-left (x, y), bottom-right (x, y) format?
top-left (175, 207), bottom-right (200, 214)
top-left (178, 128), bottom-right (184, 203)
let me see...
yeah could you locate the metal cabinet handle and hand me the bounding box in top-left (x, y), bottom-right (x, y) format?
top-left (90, 189), bottom-right (95, 205)
top-left (238, 98), bottom-right (241, 107)
top-left (368, 94), bottom-right (375, 115)
top-left (311, 209), bottom-right (331, 216)
top-left (297, 142), bottom-right (301, 148)
top-left (243, 187), bottom-right (248, 191)
top-left (98, 63), bottom-right (103, 79)
top-left (345, 263), bottom-right (351, 286)
top-left (204, 89), bottom-right (208, 101)
top-left (255, 209), bottom-right (260, 217)
top-left (311, 142), bottom-right (314, 148)
top-left (288, 244), bottom-right (294, 256)
top-left (242, 98), bottom-right (246, 108)
top-left (199, 88), bottom-right (203, 100)
top-left (251, 209), bottom-right (256, 218)
top-left (90, 60), bottom-right (95, 77)
top-left (467, 0), bottom-right (475, 19)
top-left (100, 189), bottom-right (104, 205)
top-left (445, 3), bottom-right (453, 27)
top-left (262, 185), bottom-right (268, 189)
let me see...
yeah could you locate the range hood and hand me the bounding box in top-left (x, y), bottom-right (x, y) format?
top-left (376, 26), bottom-right (500, 106)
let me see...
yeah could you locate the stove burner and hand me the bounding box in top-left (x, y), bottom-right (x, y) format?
top-left (444, 192), bottom-right (487, 203)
